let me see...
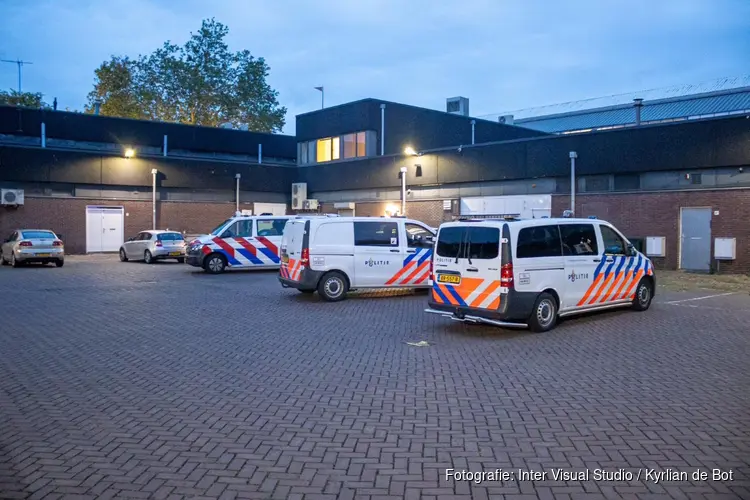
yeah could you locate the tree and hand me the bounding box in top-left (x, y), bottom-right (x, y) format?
top-left (86, 18), bottom-right (287, 132)
top-left (0, 89), bottom-right (48, 108)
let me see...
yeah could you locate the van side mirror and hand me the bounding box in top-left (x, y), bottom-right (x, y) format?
top-left (626, 243), bottom-right (636, 256)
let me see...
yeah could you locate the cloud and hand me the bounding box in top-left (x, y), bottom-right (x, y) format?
top-left (1, 0), bottom-right (747, 134)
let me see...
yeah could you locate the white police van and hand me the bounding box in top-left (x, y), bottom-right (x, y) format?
top-left (425, 216), bottom-right (655, 332)
top-left (186, 211), bottom-right (292, 273)
top-left (278, 216), bottom-right (436, 301)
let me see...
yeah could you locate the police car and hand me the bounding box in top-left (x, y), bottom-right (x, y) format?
top-left (278, 216), bottom-right (436, 301)
top-left (186, 212), bottom-right (292, 273)
top-left (425, 216), bottom-right (655, 332)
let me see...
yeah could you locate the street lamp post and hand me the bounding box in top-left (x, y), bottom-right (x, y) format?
top-left (235, 173), bottom-right (241, 212)
top-left (151, 168), bottom-right (158, 229)
top-left (569, 151), bottom-right (577, 216)
top-left (400, 167), bottom-right (407, 216)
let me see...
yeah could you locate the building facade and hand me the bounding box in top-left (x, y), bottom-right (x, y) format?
top-left (1, 91), bottom-right (749, 273)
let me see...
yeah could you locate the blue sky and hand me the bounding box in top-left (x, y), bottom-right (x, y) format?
top-left (1, 0), bottom-right (748, 135)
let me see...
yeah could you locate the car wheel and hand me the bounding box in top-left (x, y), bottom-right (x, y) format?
top-left (317, 271), bottom-right (349, 302)
top-left (204, 253), bottom-right (227, 274)
top-left (177, 257), bottom-right (185, 264)
top-left (529, 292), bottom-right (558, 333)
top-left (10, 253), bottom-right (20, 268)
top-left (55, 260), bottom-right (64, 268)
top-left (144, 250), bottom-right (153, 264)
top-left (632, 278), bottom-right (653, 311)
top-left (119, 248), bottom-right (128, 262)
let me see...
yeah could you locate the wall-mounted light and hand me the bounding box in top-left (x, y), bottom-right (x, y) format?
top-left (404, 146), bottom-right (417, 156)
top-left (385, 204), bottom-right (399, 217)
top-left (124, 148), bottom-right (136, 158)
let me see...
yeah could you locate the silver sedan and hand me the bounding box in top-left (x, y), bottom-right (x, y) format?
top-left (1, 229), bottom-right (65, 267)
top-left (119, 230), bottom-right (186, 264)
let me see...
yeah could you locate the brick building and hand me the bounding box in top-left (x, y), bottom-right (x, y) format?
top-left (1, 83), bottom-right (749, 272)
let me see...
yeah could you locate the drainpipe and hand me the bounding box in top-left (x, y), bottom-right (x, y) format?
top-left (471, 120), bottom-right (476, 145)
top-left (400, 167), bottom-right (407, 216)
top-left (258, 144), bottom-right (262, 164)
top-left (634, 98), bottom-right (643, 126)
top-left (235, 173), bottom-right (241, 212)
top-left (380, 104), bottom-right (386, 155)
top-left (569, 151), bottom-right (577, 216)
top-left (41, 122), bottom-right (46, 148)
top-left (151, 168), bottom-right (158, 229)
top-left (163, 134), bottom-right (168, 157)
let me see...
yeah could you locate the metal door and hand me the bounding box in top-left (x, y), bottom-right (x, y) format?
top-left (680, 208), bottom-right (711, 271)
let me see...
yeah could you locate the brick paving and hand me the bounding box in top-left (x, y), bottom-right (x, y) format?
top-left (1, 257), bottom-right (749, 499)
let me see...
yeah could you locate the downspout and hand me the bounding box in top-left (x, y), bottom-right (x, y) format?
top-left (380, 104), bottom-right (386, 155)
top-left (471, 119), bottom-right (476, 145)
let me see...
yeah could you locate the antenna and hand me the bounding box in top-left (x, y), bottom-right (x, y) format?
top-left (1, 59), bottom-right (34, 93)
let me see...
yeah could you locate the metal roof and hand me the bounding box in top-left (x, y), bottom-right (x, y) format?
top-left (480, 75), bottom-right (750, 133)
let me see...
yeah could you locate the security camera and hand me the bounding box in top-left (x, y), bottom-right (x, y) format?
top-left (407, 189), bottom-right (412, 195)
top-left (457, 145), bottom-right (463, 153)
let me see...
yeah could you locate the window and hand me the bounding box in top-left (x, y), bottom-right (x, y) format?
top-left (406, 223), bottom-right (434, 248)
top-left (332, 137), bottom-right (340, 160)
top-left (516, 225), bottom-right (562, 258)
top-left (300, 143), bottom-right (308, 164)
top-left (223, 220), bottom-right (252, 238)
top-left (211, 219), bottom-right (233, 235)
top-left (158, 232), bottom-right (184, 241)
top-left (436, 227), bottom-right (464, 258)
top-left (20, 230), bottom-right (56, 239)
top-left (599, 225), bottom-right (627, 255)
top-left (356, 132), bottom-right (366, 157)
top-left (343, 134), bottom-right (356, 159)
top-left (257, 219), bottom-right (288, 236)
top-left (691, 173), bottom-right (702, 185)
top-left (317, 138), bottom-right (332, 162)
top-left (307, 142), bottom-right (315, 164)
top-left (584, 176), bottom-right (610, 192)
top-left (136, 232), bottom-right (150, 241)
top-left (466, 227), bottom-right (500, 260)
top-left (613, 173), bottom-right (640, 191)
top-left (354, 221), bottom-right (398, 246)
top-left (559, 224), bottom-right (598, 256)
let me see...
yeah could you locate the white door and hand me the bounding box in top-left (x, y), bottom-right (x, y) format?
top-left (86, 206), bottom-right (124, 253)
top-left (353, 220), bottom-right (404, 287)
top-left (559, 222), bottom-right (603, 310)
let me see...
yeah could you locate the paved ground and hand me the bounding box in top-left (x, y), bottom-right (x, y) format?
top-left (1, 256), bottom-right (749, 500)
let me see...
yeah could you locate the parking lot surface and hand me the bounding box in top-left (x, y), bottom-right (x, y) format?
top-left (1, 257), bottom-right (749, 500)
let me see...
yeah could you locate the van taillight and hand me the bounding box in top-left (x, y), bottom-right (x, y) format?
top-left (500, 262), bottom-right (514, 288)
top-left (300, 248), bottom-right (310, 266)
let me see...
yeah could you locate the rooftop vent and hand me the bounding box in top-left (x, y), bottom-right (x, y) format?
top-left (633, 98), bottom-right (644, 125)
top-left (446, 97), bottom-right (469, 117)
top-left (498, 114), bottom-right (514, 125)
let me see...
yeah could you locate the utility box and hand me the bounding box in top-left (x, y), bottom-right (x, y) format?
top-left (645, 236), bottom-right (666, 257)
top-left (714, 237), bottom-right (736, 260)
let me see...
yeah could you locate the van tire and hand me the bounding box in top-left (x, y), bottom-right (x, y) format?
top-left (204, 253), bottom-right (227, 274)
top-left (631, 278), bottom-right (653, 311)
top-left (318, 271), bottom-right (348, 302)
top-left (529, 292), bottom-right (558, 333)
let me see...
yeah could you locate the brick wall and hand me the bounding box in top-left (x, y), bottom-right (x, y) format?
top-left (0, 198), bottom-right (251, 254)
top-left (552, 189), bottom-right (750, 273)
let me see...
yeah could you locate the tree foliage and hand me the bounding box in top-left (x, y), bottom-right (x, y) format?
top-left (86, 18), bottom-right (287, 132)
top-left (0, 89), bottom-right (48, 108)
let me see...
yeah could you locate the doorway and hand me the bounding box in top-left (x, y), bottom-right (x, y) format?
top-left (86, 206), bottom-right (124, 253)
top-left (679, 207), bottom-right (711, 271)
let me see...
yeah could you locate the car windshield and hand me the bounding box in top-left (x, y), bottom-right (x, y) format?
top-left (21, 230), bottom-right (56, 239)
top-left (158, 232), bottom-right (183, 241)
top-left (210, 219), bottom-right (233, 236)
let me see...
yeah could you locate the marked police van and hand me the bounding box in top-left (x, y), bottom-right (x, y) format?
top-left (425, 217), bottom-right (655, 332)
top-left (278, 216), bottom-right (436, 301)
top-left (186, 212), bottom-right (292, 273)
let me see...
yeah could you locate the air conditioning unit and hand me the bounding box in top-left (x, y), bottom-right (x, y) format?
top-left (446, 96), bottom-right (470, 116)
top-left (498, 114), bottom-right (514, 125)
top-left (333, 202), bottom-right (355, 210)
top-left (1, 189), bottom-right (24, 206)
top-left (303, 199), bottom-right (319, 210)
top-left (291, 183), bottom-right (307, 210)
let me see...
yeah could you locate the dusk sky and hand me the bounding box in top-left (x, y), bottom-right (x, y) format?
top-left (1, 0), bottom-right (748, 135)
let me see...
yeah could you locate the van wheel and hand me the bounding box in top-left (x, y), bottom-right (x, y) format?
top-left (318, 271), bottom-right (348, 302)
top-left (529, 292), bottom-right (558, 332)
top-left (632, 278), bottom-right (653, 311)
top-left (204, 253), bottom-right (227, 274)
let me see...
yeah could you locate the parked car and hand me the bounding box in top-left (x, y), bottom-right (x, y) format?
top-left (1, 229), bottom-right (65, 267)
top-left (119, 230), bottom-right (186, 264)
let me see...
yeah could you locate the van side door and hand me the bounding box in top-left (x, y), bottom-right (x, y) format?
top-left (597, 224), bottom-right (644, 303)
top-left (255, 217), bottom-right (288, 265)
top-left (386, 222), bottom-right (434, 286)
top-left (352, 221), bottom-right (403, 287)
top-left (560, 222), bottom-right (605, 310)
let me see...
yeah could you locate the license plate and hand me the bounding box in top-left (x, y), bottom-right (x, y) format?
top-left (169, 252), bottom-right (182, 256)
top-left (437, 274), bottom-right (461, 284)
top-left (36, 253), bottom-right (51, 257)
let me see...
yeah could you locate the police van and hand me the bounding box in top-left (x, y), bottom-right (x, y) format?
top-left (426, 217), bottom-right (655, 332)
top-left (278, 216), bottom-right (436, 301)
top-left (186, 212), bottom-right (292, 273)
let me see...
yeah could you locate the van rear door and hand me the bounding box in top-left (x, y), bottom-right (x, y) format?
top-left (433, 224), bottom-right (504, 310)
top-left (280, 219), bottom-right (307, 280)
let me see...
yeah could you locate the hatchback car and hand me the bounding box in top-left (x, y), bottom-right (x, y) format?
top-left (1, 229), bottom-right (65, 267)
top-left (119, 230), bottom-right (186, 264)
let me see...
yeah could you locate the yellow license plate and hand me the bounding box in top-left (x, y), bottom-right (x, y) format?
top-left (169, 252), bottom-right (181, 256)
top-left (36, 253), bottom-right (51, 257)
top-left (437, 274), bottom-right (461, 284)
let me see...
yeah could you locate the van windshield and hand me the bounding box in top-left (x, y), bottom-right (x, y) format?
top-left (210, 219), bottom-right (233, 235)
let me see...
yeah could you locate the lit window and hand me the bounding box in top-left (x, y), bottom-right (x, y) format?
top-left (332, 136), bottom-right (340, 160)
top-left (317, 138), bottom-right (332, 162)
top-left (356, 132), bottom-right (366, 157)
top-left (343, 134), bottom-right (356, 158)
